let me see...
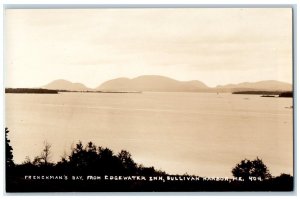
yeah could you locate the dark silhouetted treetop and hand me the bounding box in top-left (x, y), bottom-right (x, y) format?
top-left (28, 141), bottom-right (54, 167)
top-left (118, 150), bottom-right (137, 174)
top-left (40, 141), bottom-right (52, 166)
top-left (232, 157), bottom-right (271, 181)
top-left (55, 141), bottom-right (167, 176)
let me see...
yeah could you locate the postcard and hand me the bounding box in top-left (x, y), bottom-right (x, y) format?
top-left (4, 6), bottom-right (294, 192)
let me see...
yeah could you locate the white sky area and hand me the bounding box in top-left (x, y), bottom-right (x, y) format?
top-left (5, 8), bottom-right (293, 88)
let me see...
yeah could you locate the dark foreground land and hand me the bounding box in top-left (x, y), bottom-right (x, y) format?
top-left (6, 171), bottom-right (293, 192)
top-left (5, 135), bottom-right (293, 192)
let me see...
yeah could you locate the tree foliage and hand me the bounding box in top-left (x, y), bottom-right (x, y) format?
top-left (5, 128), bottom-right (14, 168)
top-left (40, 141), bottom-right (52, 166)
top-left (29, 141), bottom-right (53, 167)
top-left (55, 141), bottom-right (159, 175)
top-left (232, 157), bottom-right (271, 181)
top-left (118, 150), bottom-right (137, 174)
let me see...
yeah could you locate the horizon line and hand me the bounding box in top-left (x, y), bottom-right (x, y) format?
top-left (5, 75), bottom-right (293, 89)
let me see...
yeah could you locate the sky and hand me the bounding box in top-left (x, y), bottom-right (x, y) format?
top-left (5, 8), bottom-right (293, 88)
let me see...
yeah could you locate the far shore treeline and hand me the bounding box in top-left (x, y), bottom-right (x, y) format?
top-left (232, 91), bottom-right (293, 97)
top-left (5, 88), bottom-right (141, 94)
top-left (5, 87), bottom-right (293, 98)
top-left (5, 88), bottom-right (59, 94)
top-left (5, 128), bottom-right (293, 192)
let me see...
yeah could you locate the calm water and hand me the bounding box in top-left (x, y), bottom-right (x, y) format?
top-left (5, 92), bottom-right (293, 177)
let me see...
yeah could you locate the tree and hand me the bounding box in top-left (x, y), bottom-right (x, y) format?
top-left (86, 141), bottom-right (97, 153)
top-left (118, 150), bottom-right (137, 174)
top-left (31, 141), bottom-right (53, 166)
top-left (84, 141), bottom-right (98, 166)
top-left (39, 141), bottom-right (52, 166)
top-left (23, 156), bottom-right (32, 165)
top-left (99, 147), bottom-right (114, 159)
top-left (274, 173), bottom-right (293, 182)
top-left (68, 141), bottom-right (86, 169)
top-left (250, 157), bottom-right (271, 180)
top-left (68, 141), bottom-right (100, 171)
top-left (5, 128), bottom-right (14, 168)
top-left (232, 157), bottom-right (271, 181)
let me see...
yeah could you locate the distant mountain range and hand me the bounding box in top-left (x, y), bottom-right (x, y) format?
top-left (215, 80), bottom-right (293, 93)
top-left (43, 79), bottom-right (91, 91)
top-left (42, 75), bottom-right (292, 93)
top-left (96, 75), bottom-right (210, 92)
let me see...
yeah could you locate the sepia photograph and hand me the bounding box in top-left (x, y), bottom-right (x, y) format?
top-left (4, 6), bottom-right (294, 192)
